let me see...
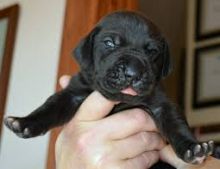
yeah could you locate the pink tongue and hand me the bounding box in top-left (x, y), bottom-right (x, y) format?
top-left (121, 87), bottom-right (138, 96)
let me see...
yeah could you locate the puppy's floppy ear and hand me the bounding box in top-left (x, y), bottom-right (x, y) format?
top-left (73, 27), bottom-right (100, 69)
top-left (161, 39), bottom-right (173, 78)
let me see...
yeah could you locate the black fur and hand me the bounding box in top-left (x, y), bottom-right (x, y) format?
top-left (4, 11), bottom-right (213, 164)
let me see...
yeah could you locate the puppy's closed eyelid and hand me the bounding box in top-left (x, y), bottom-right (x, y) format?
top-left (101, 32), bottom-right (122, 43)
top-left (103, 36), bottom-right (114, 41)
top-left (114, 36), bottom-right (121, 45)
top-left (144, 44), bottom-right (159, 54)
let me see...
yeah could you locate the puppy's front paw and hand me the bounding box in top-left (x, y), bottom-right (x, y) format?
top-left (184, 141), bottom-right (214, 164)
top-left (4, 116), bottom-right (46, 138)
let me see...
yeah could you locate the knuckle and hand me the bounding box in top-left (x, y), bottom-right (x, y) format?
top-left (95, 150), bottom-right (116, 169)
top-left (142, 153), bottom-right (151, 167)
top-left (130, 108), bottom-right (149, 125)
top-left (96, 156), bottom-right (109, 169)
top-left (145, 133), bottom-right (161, 148)
top-left (129, 108), bottom-right (158, 132)
top-left (148, 133), bottom-right (158, 142)
top-left (76, 134), bottom-right (113, 168)
top-left (151, 133), bottom-right (164, 149)
top-left (140, 132), bottom-right (151, 144)
top-left (75, 136), bottom-right (88, 153)
top-left (75, 131), bottom-right (94, 153)
top-left (143, 151), bottom-right (159, 168)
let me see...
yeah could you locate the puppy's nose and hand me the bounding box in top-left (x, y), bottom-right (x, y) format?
top-left (125, 59), bottom-right (145, 81)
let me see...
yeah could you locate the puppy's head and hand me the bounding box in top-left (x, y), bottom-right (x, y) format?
top-left (74, 11), bottom-right (172, 102)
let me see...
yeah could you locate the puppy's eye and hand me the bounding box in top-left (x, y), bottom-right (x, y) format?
top-left (144, 44), bottom-right (159, 60)
top-left (103, 37), bottom-right (115, 48)
top-left (147, 48), bottom-right (158, 55)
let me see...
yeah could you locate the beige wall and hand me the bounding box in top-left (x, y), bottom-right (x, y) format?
top-left (0, 0), bottom-right (66, 169)
top-left (139, 0), bottom-right (187, 102)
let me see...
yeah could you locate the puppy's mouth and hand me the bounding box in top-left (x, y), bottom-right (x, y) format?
top-left (120, 87), bottom-right (138, 96)
top-left (99, 66), bottom-right (155, 98)
top-left (99, 75), bottom-right (155, 100)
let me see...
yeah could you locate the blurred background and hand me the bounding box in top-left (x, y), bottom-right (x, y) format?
top-left (0, 0), bottom-right (219, 169)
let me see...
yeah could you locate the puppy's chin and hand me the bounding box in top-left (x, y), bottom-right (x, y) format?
top-left (99, 89), bottom-right (142, 104)
top-left (96, 82), bottom-right (154, 104)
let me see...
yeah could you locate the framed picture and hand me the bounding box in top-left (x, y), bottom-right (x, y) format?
top-left (196, 0), bottom-right (220, 40)
top-left (0, 5), bottom-right (19, 137)
top-left (193, 44), bottom-right (220, 108)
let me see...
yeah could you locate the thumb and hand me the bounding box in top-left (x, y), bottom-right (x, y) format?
top-left (59, 75), bottom-right (71, 88)
top-left (160, 145), bottom-right (187, 168)
top-left (74, 91), bottom-right (117, 121)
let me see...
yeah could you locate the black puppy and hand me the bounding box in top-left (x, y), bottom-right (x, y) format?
top-left (4, 11), bottom-right (213, 164)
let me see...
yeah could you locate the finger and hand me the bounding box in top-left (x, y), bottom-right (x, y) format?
top-left (99, 108), bottom-right (158, 139)
top-left (74, 91), bottom-right (117, 121)
top-left (59, 75), bottom-right (71, 88)
top-left (159, 145), bottom-right (185, 168)
top-left (121, 151), bottom-right (159, 169)
top-left (113, 132), bottom-right (165, 159)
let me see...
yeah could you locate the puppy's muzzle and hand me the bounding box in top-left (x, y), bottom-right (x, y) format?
top-left (106, 56), bottom-right (147, 91)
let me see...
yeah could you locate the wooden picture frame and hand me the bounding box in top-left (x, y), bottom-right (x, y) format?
top-left (0, 5), bottom-right (19, 137)
top-left (193, 44), bottom-right (220, 108)
top-left (185, 0), bottom-right (220, 127)
top-left (196, 0), bottom-right (220, 40)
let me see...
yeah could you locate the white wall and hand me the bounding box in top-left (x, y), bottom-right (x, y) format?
top-left (0, 0), bottom-right (66, 169)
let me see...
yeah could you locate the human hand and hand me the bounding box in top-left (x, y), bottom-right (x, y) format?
top-left (55, 75), bottom-right (165, 169)
top-left (160, 144), bottom-right (220, 169)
